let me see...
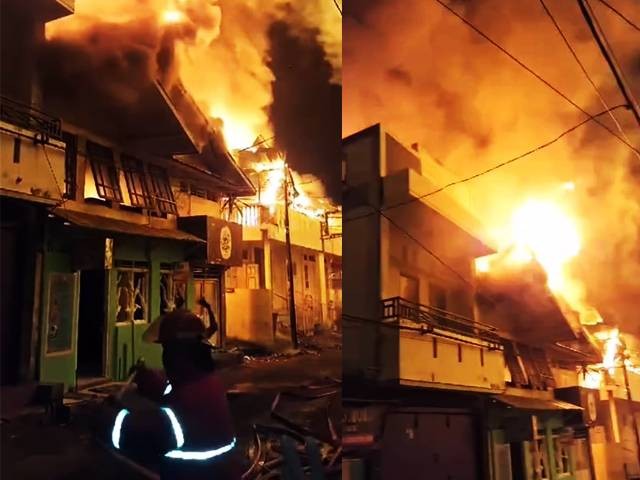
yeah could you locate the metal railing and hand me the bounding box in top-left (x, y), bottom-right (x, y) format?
top-left (381, 296), bottom-right (503, 349)
top-left (0, 96), bottom-right (62, 142)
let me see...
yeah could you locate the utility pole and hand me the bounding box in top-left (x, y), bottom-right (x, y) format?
top-left (621, 354), bottom-right (640, 468)
top-left (283, 164), bottom-right (299, 349)
top-left (577, 0), bottom-right (640, 127)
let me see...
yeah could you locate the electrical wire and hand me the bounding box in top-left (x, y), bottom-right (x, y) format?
top-left (582, 0), bottom-right (640, 126)
top-left (333, 0), bottom-right (342, 16)
top-left (432, 0), bottom-right (640, 156)
top-left (41, 143), bottom-right (69, 211)
top-left (235, 135), bottom-right (276, 153)
top-left (344, 104), bottom-right (627, 225)
top-left (594, 0), bottom-right (640, 32)
top-left (538, 0), bottom-right (640, 161)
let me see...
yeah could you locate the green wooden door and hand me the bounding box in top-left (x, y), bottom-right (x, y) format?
top-left (39, 270), bottom-right (80, 391)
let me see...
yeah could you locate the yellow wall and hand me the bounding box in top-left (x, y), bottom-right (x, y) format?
top-left (393, 331), bottom-right (505, 392)
top-left (225, 288), bottom-right (274, 344)
top-left (1, 124), bottom-right (66, 202)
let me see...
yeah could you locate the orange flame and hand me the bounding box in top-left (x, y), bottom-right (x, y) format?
top-left (476, 196), bottom-right (602, 326)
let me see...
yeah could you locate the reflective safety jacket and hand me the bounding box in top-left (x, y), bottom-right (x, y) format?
top-left (111, 371), bottom-right (240, 480)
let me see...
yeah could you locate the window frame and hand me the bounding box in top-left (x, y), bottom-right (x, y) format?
top-left (147, 164), bottom-right (177, 214)
top-left (121, 154), bottom-right (153, 209)
top-left (87, 141), bottom-right (123, 202)
top-left (115, 267), bottom-right (149, 325)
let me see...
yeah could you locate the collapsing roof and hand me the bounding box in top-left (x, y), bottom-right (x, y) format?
top-left (38, 43), bottom-right (254, 196)
top-left (476, 259), bottom-right (579, 345)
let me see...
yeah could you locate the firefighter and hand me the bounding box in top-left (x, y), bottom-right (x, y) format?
top-left (108, 302), bottom-right (239, 479)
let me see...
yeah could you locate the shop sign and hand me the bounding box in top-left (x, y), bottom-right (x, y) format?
top-left (207, 219), bottom-right (242, 266)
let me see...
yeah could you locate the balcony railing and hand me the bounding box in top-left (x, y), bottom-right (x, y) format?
top-left (381, 296), bottom-right (503, 349)
top-left (0, 96), bottom-right (62, 142)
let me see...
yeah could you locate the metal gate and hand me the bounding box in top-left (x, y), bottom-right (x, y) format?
top-left (381, 412), bottom-right (480, 480)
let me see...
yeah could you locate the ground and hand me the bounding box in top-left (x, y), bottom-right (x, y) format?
top-left (0, 341), bottom-right (341, 480)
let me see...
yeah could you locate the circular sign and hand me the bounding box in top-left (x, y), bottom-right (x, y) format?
top-left (220, 226), bottom-right (232, 260)
top-left (587, 392), bottom-right (597, 423)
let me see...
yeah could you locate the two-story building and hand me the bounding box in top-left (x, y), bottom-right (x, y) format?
top-left (342, 124), bottom-right (503, 479)
top-left (0, 0), bottom-right (254, 392)
top-left (341, 124), bottom-right (604, 480)
top-left (222, 148), bottom-right (342, 346)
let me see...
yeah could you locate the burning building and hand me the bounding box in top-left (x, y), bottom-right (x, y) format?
top-left (0, 1), bottom-right (258, 392)
top-left (1, 0), bottom-right (341, 395)
top-left (341, 124), bottom-right (640, 480)
top-left (224, 147), bottom-right (342, 346)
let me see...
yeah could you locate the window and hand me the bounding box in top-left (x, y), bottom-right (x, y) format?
top-left (147, 164), bottom-right (177, 214)
top-left (160, 271), bottom-right (175, 314)
top-left (429, 283), bottom-right (447, 310)
top-left (63, 133), bottom-right (77, 199)
top-left (529, 439), bottom-right (550, 480)
top-left (400, 274), bottom-right (419, 303)
top-left (87, 141), bottom-right (122, 202)
top-left (121, 155), bottom-right (153, 208)
top-left (116, 270), bottom-right (148, 323)
top-left (304, 265), bottom-right (310, 289)
top-left (554, 438), bottom-right (571, 476)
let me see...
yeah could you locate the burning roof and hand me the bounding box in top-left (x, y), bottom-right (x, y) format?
top-left (476, 253), bottom-right (580, 344)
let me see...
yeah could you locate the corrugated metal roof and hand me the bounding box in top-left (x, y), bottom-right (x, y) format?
top-left (53, 208), bottom-right (205, 243)
top-left (491, 393), bottom-right (583, 411)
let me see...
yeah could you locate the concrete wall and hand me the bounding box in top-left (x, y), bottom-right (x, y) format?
top-left (225, 288), bottom-right (274, 345)
top-left (0, 124), bottom-right (66, 203)
top-left (394, 331), bottom-right (504, 391)
top-left (343, 127), bottom-right (383, 378)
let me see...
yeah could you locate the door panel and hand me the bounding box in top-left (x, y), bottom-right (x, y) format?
top-left (381, 412), bottom-right (479, 480)
top-left (194, 278), bottom-right (221, 346)
top-left (39, 267), bottom-right (80, 391)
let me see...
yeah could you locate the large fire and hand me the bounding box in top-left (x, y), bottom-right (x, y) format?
top-left (252, 157), bottom-right (327, 219)
top-left (476, 195), bottom-right (600, 325)
top-left (45, 0), bottom-right (340, 153)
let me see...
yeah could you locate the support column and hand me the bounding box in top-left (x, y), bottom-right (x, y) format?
top-left (318, 251), bottom-right (329, 326)
top-left (263, 232), bottom-right (272, 290)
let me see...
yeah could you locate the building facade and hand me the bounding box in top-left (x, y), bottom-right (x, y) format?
top-left (225, 194), bottom-right (342, 346)
top-left (0, 1), bottom-right (253, 391)
top-left (341, 125), bottom-right (613, 480)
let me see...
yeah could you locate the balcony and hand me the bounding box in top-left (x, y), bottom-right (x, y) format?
top-left (382, 296), bottom-right (502, 349)
top-left (374, 297), bottom-right (505, 392)
top-left (0, 97), bottom-right (65, 203)
top-left (0, 96), bottom-right (62, 142)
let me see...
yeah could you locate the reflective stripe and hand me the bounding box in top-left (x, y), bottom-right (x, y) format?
top-left (163, 383), bottom-right (172, 396)
top-left (165, 437), bottom-right (237, 460)
top-left (161, 407), bottom-right (184, 448)
top-left (111, 409), bottom-right (129, 449)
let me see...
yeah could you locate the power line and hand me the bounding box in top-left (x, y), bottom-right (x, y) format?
top-left (594, 0), bottom-right (640, 32)
top-left (538, 0), bottom-right (640, 160)
top-left (332, 0), bottom-right (342, 16)
top-left (344, 104), bottom-right (627, 225)
top-left (432, 0), bottom-right (640, 155)
top-left (578, 0), bottom-right (640, 127)
top-left (236, 135), bottom-right (276, 153)
top-left (379, 209), bottom-right (475, 287)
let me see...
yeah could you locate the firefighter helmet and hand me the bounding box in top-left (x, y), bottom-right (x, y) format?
top-left (143, 309), bottom-right (214, 347)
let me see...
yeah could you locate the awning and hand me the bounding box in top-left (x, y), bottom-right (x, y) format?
top-left (52, 208), bottom-right (205, 243)
top-left (491, 394), bottom-right (583, 411)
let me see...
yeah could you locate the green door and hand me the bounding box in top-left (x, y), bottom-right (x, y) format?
top-left (39, 271), bottom-right (80, 391)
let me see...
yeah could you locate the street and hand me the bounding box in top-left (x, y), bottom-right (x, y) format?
top-left (1, 346), bottom-right (341, 480)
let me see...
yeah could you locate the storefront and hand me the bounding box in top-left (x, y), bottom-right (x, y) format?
top-left (488, 394), bottom-right (588, 480)
top-left (37, 211), bottom-right (209, 389)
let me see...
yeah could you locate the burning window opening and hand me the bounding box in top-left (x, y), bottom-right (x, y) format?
top-left (86, 142), bottom-right (122, 202)
top-left (226, 153), bottom-right (339, 228)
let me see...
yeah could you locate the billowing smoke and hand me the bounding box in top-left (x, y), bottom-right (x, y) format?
top-left (344, 0), bottom-right (640, 331)
top-left (41, 0), bottom-right (340, 197)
